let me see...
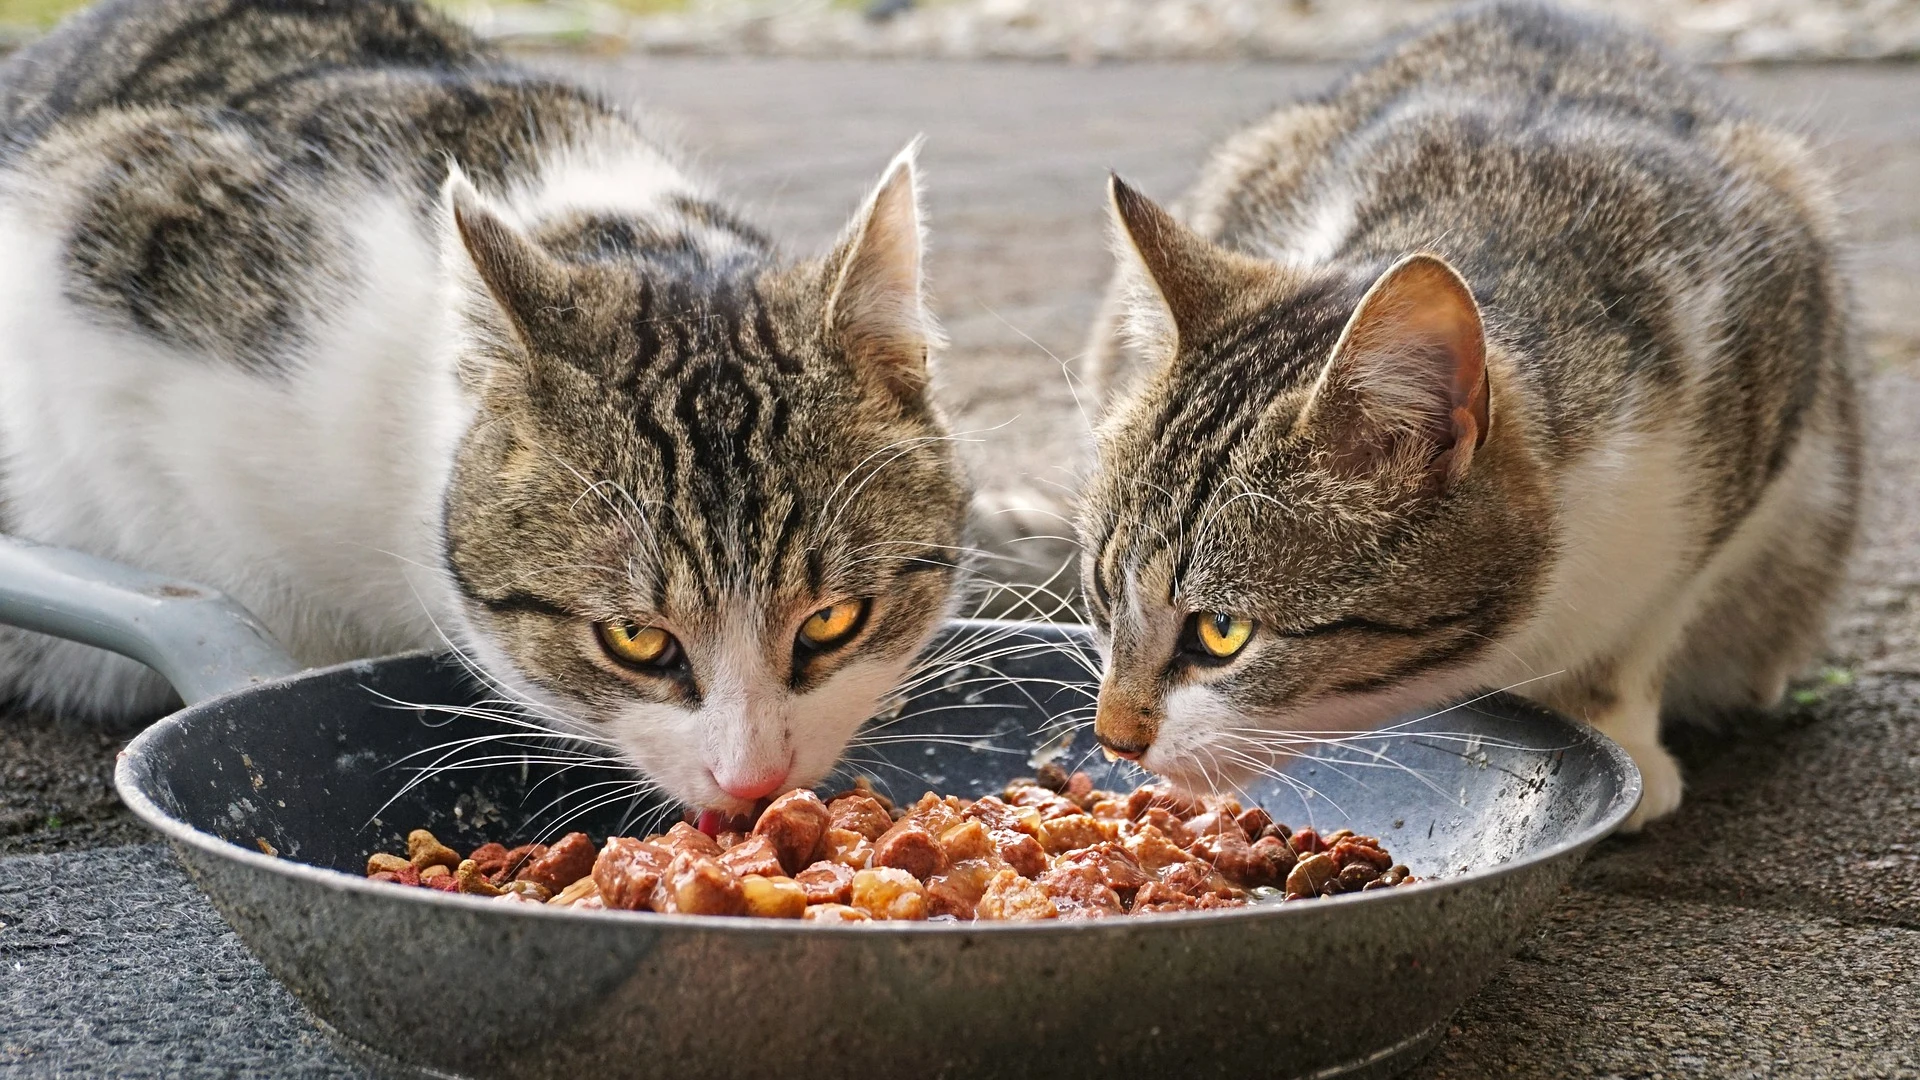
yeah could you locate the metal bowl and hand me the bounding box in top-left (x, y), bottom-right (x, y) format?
top-left (0, 537), bottom-right (1639, 1079)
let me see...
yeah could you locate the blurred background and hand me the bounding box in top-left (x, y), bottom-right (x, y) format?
top-left (2, 0), bottom-right (1918, 59)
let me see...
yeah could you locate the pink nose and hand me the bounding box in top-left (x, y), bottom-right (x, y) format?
top-left (715, 768), bottom-right (789, 801)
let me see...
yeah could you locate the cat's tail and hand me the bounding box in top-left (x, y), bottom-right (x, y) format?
top-left (963, 485), bottom-right (1084, 623)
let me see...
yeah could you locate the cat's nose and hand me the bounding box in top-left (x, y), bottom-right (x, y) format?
top-left (1094, 687), bottom-right (1159, 760)
top-left (714, 767), bottom-right (790, 801)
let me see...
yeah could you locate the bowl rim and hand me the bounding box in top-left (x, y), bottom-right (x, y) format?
top-left (114, 623), bottom-right (1642, 938)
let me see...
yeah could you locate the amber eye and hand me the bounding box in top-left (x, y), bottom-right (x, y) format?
top-left (597, 620), bottom-right (679, 669)
top-left (797, 600), bottom-right (869, 651)
top-left (1193, 612), bottom-right (1254, 659)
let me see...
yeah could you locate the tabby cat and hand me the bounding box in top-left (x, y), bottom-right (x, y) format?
top-left (1079, 2), bottom-right (1859, 829)
top-left (0, 0), bottom-right (969, 815)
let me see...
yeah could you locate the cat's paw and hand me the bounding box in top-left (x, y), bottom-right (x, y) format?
top-left (1617, 739), bottom-right (1684, 833)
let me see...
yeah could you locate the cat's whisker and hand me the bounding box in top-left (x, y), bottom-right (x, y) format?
top-left (817, 421), bottom-right (1011, 540)
top-left (1214, 730), bottom-right (1461, 805)
top-left (1211, 744), bottom-right (1352, 819)
top-left (529, 779), bottom-right (665, 846)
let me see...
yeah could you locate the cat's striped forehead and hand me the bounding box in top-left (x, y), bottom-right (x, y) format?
top-left (444, 247), bottom-right (963, 630)
top-left (1083, 274), bottom-right (1365, 612)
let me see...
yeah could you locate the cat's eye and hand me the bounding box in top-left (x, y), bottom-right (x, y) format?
top-left (797, 599), bottom-right (869, 651)
top-left (1190, 612), bottom-right (1255, 659)
top-left (597, 620), bottom-right (680, 669)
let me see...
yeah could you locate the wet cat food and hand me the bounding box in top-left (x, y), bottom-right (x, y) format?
top-left (364, 770), bottom-right (1417, 921)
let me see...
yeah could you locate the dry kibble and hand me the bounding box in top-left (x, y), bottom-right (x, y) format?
top-left (366, 852), bottom-right (411, 876)
top-left (455, 859), bottom-right (502, 897)
top-left (1286, 852), bottom-right (1340, 900)
top-left (419, 863), bottom-right (451, 881)
top-left (740, 875), bottom-right (808, 919)
top-left (406, 829), bottom-right (460, 871)
top-left (1339, 861), bottom-right (1382, 889)
top-left (497, 879), bottom-right (551, 901)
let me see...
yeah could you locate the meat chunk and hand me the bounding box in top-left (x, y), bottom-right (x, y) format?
top-left (1036, 862), bottom-right (1123, 920)
top-left (1051, 842), bottom-right (1152, 899)
top-left (1125, 784), bottom-right (1203, 820)
top-left (924, 858), bottom-right (1005, 920)
top-left (659, 822), bottom-right (723, 859)
top-left (872, 820), bottom-right (947, 880)
top-left (594, 837), bottom-right (673, 911)
top-left (1190, 830), bottom-right (1285, 889)
top-left (739, 875), bottom-right (808, 919)
top-left (901, 792), bottom-right (967, 838)
top-left (819, 827), bottom-right (875, 870)
top-left (1330, 835), bottom-right (1394, 872)
top-left (650, 853), bottom-right (746, 916)
top-left (850, 867), bottom-right (929, 921)
top-left (1122, 825), bottom-right (1198, 875)
top-left (827, 794), bottom-right (896, 841)
top-left (794, 860), bottom-right (856, 905)
top-left (716, 834), bottom-right (785, 880)
top-left (802, 903), bottom-right (872, 924)
top-left (518, 832), bottom-right (597, 894)
top-left (1002, 783), bottom-right (1083, 821)
top-left (974, 868), bottom-right (1060, 921)
top-left (752, 789), bottom-right (832, 874)
top-left (1037, 813), bottom-right (1106, 855)
top-left (936, 820), bottom-right (993, 863)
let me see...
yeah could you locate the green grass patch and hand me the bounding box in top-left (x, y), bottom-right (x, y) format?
top-left (0, 0), bottom-right (85, 29)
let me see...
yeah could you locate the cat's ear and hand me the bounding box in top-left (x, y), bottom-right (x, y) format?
top-left (442, 167), bottom-right (576, 363)
top-left (1300, 253), bottom-right (1489, 488)
top-left (1107, 174), bottom-right (1281, 357)
top-left (823, 140), bottom-right (943, 402)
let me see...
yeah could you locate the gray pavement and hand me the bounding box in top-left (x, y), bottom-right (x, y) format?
top-left (2, 56), bottom-right (1918, 1078)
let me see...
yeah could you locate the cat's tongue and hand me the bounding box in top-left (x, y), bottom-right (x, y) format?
top-left (689, 798), bottom-right (777, 837)
top-left (692, 809), bottom-right (758, 837)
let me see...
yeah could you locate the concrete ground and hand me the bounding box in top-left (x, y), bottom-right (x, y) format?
top-left (3, 57), bottom-right (1918, 1077)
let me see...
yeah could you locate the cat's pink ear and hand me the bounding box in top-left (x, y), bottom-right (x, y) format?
top-left (445, 169), bottom-right (575, 359)
top-left (824, 141), bottom-right (943, 402)
top-left (1107, 175), bottom-right (1280, 355)
top-left (1302, 253), bottom-right (1489, 488)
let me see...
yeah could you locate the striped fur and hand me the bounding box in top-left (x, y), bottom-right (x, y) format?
top-left (1079, 2), bottom-right (1860, 829)
top-left (0, 0), bottom-right (968, 814)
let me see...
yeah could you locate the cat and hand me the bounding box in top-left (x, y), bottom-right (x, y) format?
top-left (1076, 1), bottom-right (1860, 830)
top-left (0, 0), bottom-right (971, 817)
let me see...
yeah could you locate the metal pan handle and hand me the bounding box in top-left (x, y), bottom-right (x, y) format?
top-left (0, 535), bottom-right (301, 705)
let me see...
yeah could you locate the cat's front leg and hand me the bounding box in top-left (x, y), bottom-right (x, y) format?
top-left (1586, 688), bottom-right (1684, 832)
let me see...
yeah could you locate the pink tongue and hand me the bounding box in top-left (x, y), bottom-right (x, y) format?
top-left (694, 809), bottom-right (729, 837)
